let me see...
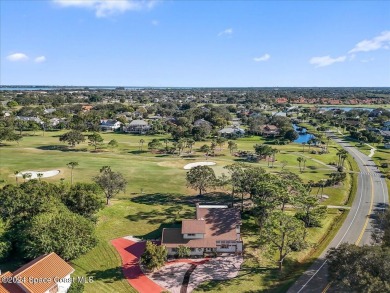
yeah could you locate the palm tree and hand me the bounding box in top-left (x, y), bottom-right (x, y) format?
top-left (210, 141), bottom-right (217, 156)
top-left (303, 158), bottom-right (307, 170)
top-left (67, 161), bottom-right (79, 185)
top-left (325, 137), bottom-right (331, 153)
top-left (271, 149), bottom-right (278, 168)
top-left (336, 149), bottom-right (348, 167)
top-left (340, 153), bottom-right (348, 167)
top-left (22, 172), bottom-right (32, 182)
top-left (14, 170), bottom-right (20, 184)
top-left (317, 179), bottom-right (326, 199)
top-left (186, 139), bottom-right (195, 154)
top-left (227, 141), bottom-right (237, 154)
top-left (37, 172), bottom-right (43, 181)
top-left (297, 157), bottom-right (303, 172)
top-left (139, 139), bottom-right (145, 151)
top-left (302, 142), bottom-right (306, 153)
top-left (164, 139), bottom-right (169, 153)
top-left (280, 160), bottom-right (288, 171)
top-left (307, 138), bottom-right (313, 150)
top-left (307, 180), bottom-right (314, 193)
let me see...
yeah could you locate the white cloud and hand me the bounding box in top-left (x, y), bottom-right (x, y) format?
top-left (253, 54), bottom-right (270, 62)
top-left (6, 53), bottom-right (29, 61)
top-left (151, 19), bottom-right (159, 26)
top-left (53, 0), bottom-right (157, 18)
top-left (309, 55), bottom-right (346, 67)
top-left (34, 56), bottom-right (46, 63)
top-left (349, 31), bottom-right (390, 53)
top-left (361, 57), bottom-right (375, 63)
top-left (218, 28), bottom-right (233, 37)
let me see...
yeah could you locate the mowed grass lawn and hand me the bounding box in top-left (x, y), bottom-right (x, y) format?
top-left (0, 130), bottom-right (355, 292)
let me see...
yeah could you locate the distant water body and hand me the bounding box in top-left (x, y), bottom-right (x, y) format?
top-left (292, 124), bottom-right (314, 144)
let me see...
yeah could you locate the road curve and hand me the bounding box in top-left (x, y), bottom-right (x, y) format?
top-left (287, 135), bottom-right (389, 293)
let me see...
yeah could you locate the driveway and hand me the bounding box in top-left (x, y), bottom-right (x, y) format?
top-left (111, 237), bottom-right (165, 293)
top-left (148, 256), bottom-right (243, 293)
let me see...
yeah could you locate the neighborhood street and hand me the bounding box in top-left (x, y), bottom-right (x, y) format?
top-left (287, 135), bottom-right (389, 293)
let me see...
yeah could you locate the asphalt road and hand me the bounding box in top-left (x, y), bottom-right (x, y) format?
top-left (287, 135), bottom-right (389, 293)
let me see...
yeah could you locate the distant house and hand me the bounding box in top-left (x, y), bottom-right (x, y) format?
top-left (271, 111), bottom-right (287, 117)
top-left (162, 204), bottom-right (243, 257)
top-left (344, 120), bottom-right (360, 127)
top-left (132, 111), bottom-right (144, 119)
top-left (125, 120), bottom-right (150, 134)
top-left (259, 125), bottom-right (280, 137)
top-left (276, 97), bottom-right (288, 104)
top-left (43, 108), bottom-right (56, 115)
top-left (15, 116), bottom-right (43, 124)
top-left (99, 119), bottom-right (122, 131)
top-left (218, 125), bottom-right (245, 137)
top-left (382, 121), bottom-right (390, 131)
top-left (368, 108), bottom-right (385, 118)
top-left (0, 252), bottom-right (74, 293)
top-left (379, 130), bottom-right (390, 139)
top-left (81, 105), bottom-right (93, 112)
top-left (48, 118), bottom-right (61, 127)
top-left (366, 127), bottom-right (380, 133)
top-left (148, 115), bottom-right (163, 120)
top-left (194, 119), bottom-right (212, 127)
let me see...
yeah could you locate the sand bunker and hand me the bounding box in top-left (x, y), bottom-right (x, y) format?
top-left (183, 162), bottom-right (216, 170)
top-left (17, 170), bottom-right (60, 179)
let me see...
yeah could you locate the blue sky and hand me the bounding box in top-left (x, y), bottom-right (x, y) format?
top-left (1, 0), bottom-right (389, 87)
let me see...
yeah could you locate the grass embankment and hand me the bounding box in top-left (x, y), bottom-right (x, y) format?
top-left (333, 135), bottom-right (390, 200)
top-left (0, 130), bottom-right (355, 292)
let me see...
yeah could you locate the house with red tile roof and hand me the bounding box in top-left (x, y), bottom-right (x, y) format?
top-left (81, 105), bottom-right (93, 112)
top-left (259, 124), bottom-right (280, 137)
top-left (0, 253), bottom-right (74, 293)
top-left (161, 204), bottom-right (243, 256)
top-left (276, 97), bottom-right (288, 104)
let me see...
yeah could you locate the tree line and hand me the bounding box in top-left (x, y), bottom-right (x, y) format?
top-left (0, 165), bottom-right (127, 263)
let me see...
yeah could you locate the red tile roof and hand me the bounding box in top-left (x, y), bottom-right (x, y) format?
top-left (0, 272), bottom-right (25, 293)
top-left (162, 206), bottom-right (241, 249)
top-left (12, 252), bottom-right (74, 293)
top-left (181, 220), bottom-right (206, 234)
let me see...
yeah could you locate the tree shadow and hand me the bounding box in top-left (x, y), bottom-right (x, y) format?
top-left (135, 223), bottom-right (182, 240)
top-left (128, 150), bottom-right (148, 155)
top-left (125, 205), bottom-right (194, 226)
top-left (36, 145), bottom-right (87, 152)
top-left (130, 192), bottom-right (233, 207)
top-left (370, 202), bottom-right (389, 244)
top-left (87, 266), bottom-right (124, 283)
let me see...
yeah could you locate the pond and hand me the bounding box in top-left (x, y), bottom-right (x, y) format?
top-left (292, 124), bottom-right (314, 144)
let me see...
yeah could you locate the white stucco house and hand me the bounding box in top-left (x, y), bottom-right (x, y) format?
top-left (99, 119), bottom-right (122, 131)
top-left (218, 126), bottom-right (245, 137)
